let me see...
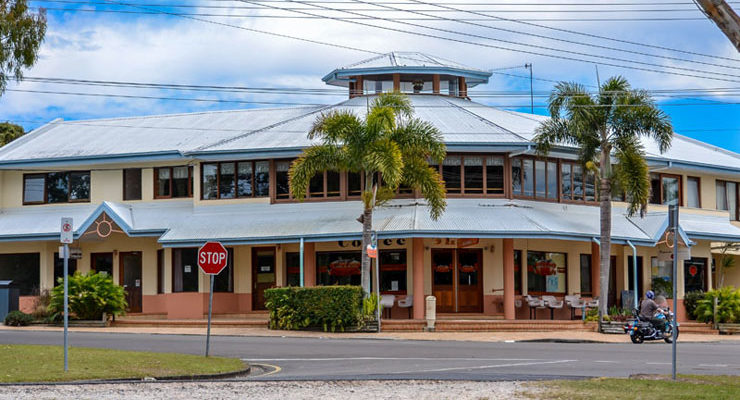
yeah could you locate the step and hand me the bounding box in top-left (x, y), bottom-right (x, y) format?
top-left (113, 319), bottom-right (268, 328)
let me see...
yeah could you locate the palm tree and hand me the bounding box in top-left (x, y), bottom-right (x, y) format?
top-left (290, 92), bottom-right (447, 295)
top-left (534, 76), bottom-right (672, 319)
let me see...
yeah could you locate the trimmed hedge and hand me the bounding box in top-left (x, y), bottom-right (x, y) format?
top-left (4, 311), bottom-right (33, 326)
top-left (264, 286), bottom-right (363, 332)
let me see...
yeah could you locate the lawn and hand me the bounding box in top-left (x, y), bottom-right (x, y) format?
top-left (530, 375), bottom-right (740, 400)
top-left (0, 344), bottom-right (246, 383)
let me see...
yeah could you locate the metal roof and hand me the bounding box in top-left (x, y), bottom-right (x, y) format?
top-left (3, 198), bottom-right (738, 246)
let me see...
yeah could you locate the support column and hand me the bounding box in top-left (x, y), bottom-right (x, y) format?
top-left (432, 74), bottom-right (440, 94)
top-left (303, 242), bottom-right (316, 287)
top-left (412, 238), bottom-right (425, 320)
top-left (503, 239), bottom-right (516, 320)
top-left (356, 76), bottom-right (364, 96)
top-left (591, 241), bottom-right (600, 298)
top-left (393, 73), bottom-right (401, 91)
top-left (458, 77), bottom-right (467, 98)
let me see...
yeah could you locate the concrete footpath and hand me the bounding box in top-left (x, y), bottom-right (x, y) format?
top-left (2, 325), bottom-right (738, 343)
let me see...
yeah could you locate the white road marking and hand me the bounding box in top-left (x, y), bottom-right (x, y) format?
top-left (594, 360), bottom-right (619, 364)
top-left (391, 359), bottom-right (577, 374)
top-left (698, 364), bottom-right (729, 367)
top-left (244, 357), bottom-right (543, 362)
top-left (646, 362), bottom-right (671, 365)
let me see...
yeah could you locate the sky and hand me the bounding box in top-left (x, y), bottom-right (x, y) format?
top-left (2, 0), bottom-right (740, 153)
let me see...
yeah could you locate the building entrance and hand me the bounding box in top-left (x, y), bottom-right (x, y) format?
top-left (252, 247), bottom-right (276, 310)
top-left (431, 248), bottom-right (483, 313)
top-left (119, 252), bottom-right (142, 313)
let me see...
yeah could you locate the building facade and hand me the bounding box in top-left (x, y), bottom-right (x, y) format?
top-left (1, 52), bottom-right (739, 321)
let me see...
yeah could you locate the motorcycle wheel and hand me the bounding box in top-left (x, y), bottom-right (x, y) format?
top-left (630, 333), bottom-right (644, 344)
top-left (664, 326), bottom-right (679, 343)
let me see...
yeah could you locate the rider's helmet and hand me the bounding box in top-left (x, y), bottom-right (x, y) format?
top-left (646, 290), bottom-right (655, 300)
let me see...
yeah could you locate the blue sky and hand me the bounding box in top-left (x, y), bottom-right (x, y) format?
top-left (3, 1), bottom-right (740, 153)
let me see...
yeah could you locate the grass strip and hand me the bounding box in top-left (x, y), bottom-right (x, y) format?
top-left (0, 344), bottom-right (245, 383)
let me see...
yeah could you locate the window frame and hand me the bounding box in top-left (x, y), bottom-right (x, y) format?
top-left (200, 160), bottom-right (273, 200)
top-left (559, 160), bottom-right (599, 204)
top-left (649, 172), bottom-right (683, 206)
top-left (154, 166), bottom-right (193, 199)
top-left (525, 250), bottom-right (569, 296)
top-left (717, 180), bottom-right (739, 221)
top-left (379, 249), bottom-right (407, 295)
top-left (430, 153), bottom-right (507, 198)
top-left (686, 176), bottom-right (701, 209)
top-left (171, 247), bottom-right (199, 293)
top-left (22, 171), bottom-right (91, 205)
top-left (511, 156), bottom-right (561, 202)
top-left (123, 168), bottom-right (143, 201)
top-left (157, 249), bottom-right (165, 294)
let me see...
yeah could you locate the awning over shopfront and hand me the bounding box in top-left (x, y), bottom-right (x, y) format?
top-left (4, 198), bottom-right (735, 246)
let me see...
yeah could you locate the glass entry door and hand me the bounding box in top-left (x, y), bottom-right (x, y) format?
top-left (252, 247), bottom-right (276, 310)
top-left (119, 252), bottom-right (142, 313)
top-left (431, 248), bottom-right (483, 313)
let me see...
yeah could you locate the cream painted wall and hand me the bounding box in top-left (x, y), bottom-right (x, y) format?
top-left (90, 170), bottom-right (122, 203)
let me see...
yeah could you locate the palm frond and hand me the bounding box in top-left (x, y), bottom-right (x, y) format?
top-left (402, 157), bottom-right (447, 220)
top-left (309, 110), bottom-right (362, 143)
top-left (614, 144), bottom-right (650, 217)
top-left (365, 138), bottom-right (403, 189)
top-left (391, 118), bottom-right (446, 162)
top-left (610, 89), bottom-right (672, 154)
top-left (372, 91), bottom-right (413, 119)
top-left (289, 144), bottom-right (345, 201)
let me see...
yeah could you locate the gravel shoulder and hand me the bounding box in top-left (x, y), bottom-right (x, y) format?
top-left (0, 380), bottom-right (535, 400)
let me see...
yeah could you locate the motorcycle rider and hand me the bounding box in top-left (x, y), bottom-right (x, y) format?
top-left (639, 290), bottom-right (668, 337)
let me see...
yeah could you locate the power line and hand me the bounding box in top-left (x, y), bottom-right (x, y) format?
top-left (240, 0), bottom-right (740, 83)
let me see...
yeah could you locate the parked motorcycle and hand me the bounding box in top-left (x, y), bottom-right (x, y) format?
top-left (623, 308), bottom-right (679, 344)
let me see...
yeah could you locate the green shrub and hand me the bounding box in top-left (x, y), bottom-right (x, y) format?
top-left (264, 286), bottom-right (363, 332)
top-left (4, 310), bottom-right (33, 326)
top-left (49, 272), bottom-right (127, 321)
top-left (694, 287), bottom-right (740, 324)
top-left (651, 277), bottom-right (673, 298)
top-left (683, 290), bottom-right (704, 320)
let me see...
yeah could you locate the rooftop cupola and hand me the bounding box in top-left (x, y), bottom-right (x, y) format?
top-left (322, 51), bottom-right (492, 99)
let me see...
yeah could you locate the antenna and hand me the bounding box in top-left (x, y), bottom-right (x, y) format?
top-left (594, 64), bottom-right (601, 87)
top-left (524, 63), bottom-right (533, 113)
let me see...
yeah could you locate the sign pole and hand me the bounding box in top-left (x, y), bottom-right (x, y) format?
top-left (63, 242), bottom-right (69, 372)
top-left (669, 205), bottom-right (679, 381)
top-left (206, 274), bottom-right (214, 357)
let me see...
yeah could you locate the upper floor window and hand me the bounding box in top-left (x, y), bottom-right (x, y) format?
top-left (560, 162), bottom-right (596, 202)
top-left (23, 171), bottom-right (90, 205)
top-left (650, 173), bottom-right (681, 206)
top-left (511, 157), bottom-right (560, 200)
top-left (717, 180), bottom-right (739, 221)
top-left (155, 166), bottom-right (192, 199)
top-left (430, 155), bottom-right (504, 196)
top-left (686, 176), bottom-right (701, 208)
top-left (123, 168), bottom-right (142, 201)
top-left (201, 161), bottom-right (268, 200)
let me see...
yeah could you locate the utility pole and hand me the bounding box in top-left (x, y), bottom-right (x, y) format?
top-left (695, 0), bottom-right (740, 51)
top-left (524, 63), bottom-right (533, 113)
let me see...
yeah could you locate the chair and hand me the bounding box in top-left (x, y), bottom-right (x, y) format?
top-left (565, 295), bottom-right (586, 320)
top-left (542, 295), bottom-right (564, 320)
top-left (586, 298), bottom-right (599, 310)
top-left (397, 296), bottom-right (413, 319)
top-left (380, 294), bottom-right (395, 319)
top-left (525, 295), bottom-right (545, 319)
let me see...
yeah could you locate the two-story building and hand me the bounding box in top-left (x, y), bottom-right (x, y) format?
top-left (1, 52), bottom-right (739, 321)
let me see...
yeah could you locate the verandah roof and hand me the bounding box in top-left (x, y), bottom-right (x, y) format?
top-left (2, 199), bottom-right (738, 247)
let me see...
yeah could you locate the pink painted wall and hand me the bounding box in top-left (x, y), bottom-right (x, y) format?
top-left (142, 293), bottom-right (253, 319)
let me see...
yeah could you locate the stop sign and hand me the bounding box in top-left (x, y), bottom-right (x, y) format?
top-left (198, 241), bottom-right (228, 275)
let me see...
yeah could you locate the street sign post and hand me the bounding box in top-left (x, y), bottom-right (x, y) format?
top-left (197, 241), bottom-right (229, 357)
top-left (60, 217), bottom-right (73, 372)
top-left (669, 205), bottom-right (679, 381)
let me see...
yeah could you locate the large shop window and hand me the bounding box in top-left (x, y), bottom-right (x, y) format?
top-left (380, 250), bottom-right (407, 294)
top-left (157, 249), bottom-right (165, 294)
top-left (172, 248), bottom-right (199, 292)
top-left (309, 170), bottom-right (341, 199)
top-left (91, 252), bottom-right (113, 278)
top-left (0, 253), bottom-right (40, 296)
top-left (431, 155), bottom-right (505, 196)
top-left (649, 173), bottom-right (681, 206)
top-left (317, 251), bottom-right (361, 286)
top-left (684, 257), bottom-right (707, 293)
top-left (526, 251), bottom-right (567, 294)
top-left (201, 161), bottom-right (269, 200)
top-left (285, 252), bottom-right (301, 287)
top-left (23, 171), bottom-right (91, 204)
top-left (716, 180), bottom-right (739, 221)
top-left (579, 254), bottom-right (592, 296)
top-left (123, 168), bottom-right (142, 201)
top-left (514, 250), bottom-right (522, 294)
top-left (512, 157), bottom-right (561, 200)
top-left (53, 253), bottom-right (78, 285)
top-left (155, 166), bottom-right (192, 199)
top-left (650, 257), bottom-right (673, 298)
top-left (560, 162), bottom-right (596, 202)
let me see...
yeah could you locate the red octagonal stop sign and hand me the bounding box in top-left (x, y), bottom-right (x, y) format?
top-left (198, 241), bottom-right (228, 275)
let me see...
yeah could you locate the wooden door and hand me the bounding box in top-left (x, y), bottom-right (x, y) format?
top-left (457, 249), bottom-right (483, 313)
top-left (119, 252), bottom-right (142, 313)
top-left (252, 247), bottom-right (276, 310)
top-left (431, 249), bottom-right (455, 313)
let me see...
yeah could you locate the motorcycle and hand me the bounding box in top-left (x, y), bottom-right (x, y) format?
top-left (623, 308), bottom-right (679, 344)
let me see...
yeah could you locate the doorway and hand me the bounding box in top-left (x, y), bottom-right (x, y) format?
top-left (608, 256), bottom-right (617, 309)
top-left (628, 256), bottom-right (644, 298)
top-left (119, 252), bottom-right (142, 313)
top-left (252, 247), bottom-right (276, 310)
top-left (431, 248), bottom-right (483, 313)
top-left (91, 252), bottom-right (113, 279)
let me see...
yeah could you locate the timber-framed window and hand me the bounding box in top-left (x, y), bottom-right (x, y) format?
top-left (200, 161), bottom-right (269, 200)
top-left (154, 166), bottom-right (192, 199)
top-left (649, 173), bottom-right (682, 206)
top-left (429, 154), bottom-right (505, 197)
top-left (23, 171), bottom-right (91, 205)
top-left (511, 157), bottom-right (560, 200)
top-left (560, 161), bottom-right (596, 203)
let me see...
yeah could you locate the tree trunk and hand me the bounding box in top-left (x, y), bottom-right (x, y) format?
top-left (360, 207), bottom-right (373, 296)
top-left (598, 147), bottom-right (612, 319)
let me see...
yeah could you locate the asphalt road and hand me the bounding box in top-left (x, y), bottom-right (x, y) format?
top-left (2, 330), bottom-right (739, 381)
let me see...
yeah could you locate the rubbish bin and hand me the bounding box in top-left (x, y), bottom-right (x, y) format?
top-left (0, 280), bottom-right (20, 321)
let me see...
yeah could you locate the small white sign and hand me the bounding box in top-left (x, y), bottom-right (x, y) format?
top-left (260, 266), bottom-right (271, 272)
top-left (184, 265), bottom-right (192, 273)
top-left (60, 217), bottom-right (73, 244)
top-left (135, 279), bottom-right (141, 287)
top-left (391, 281), bottom-right (399, 291)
